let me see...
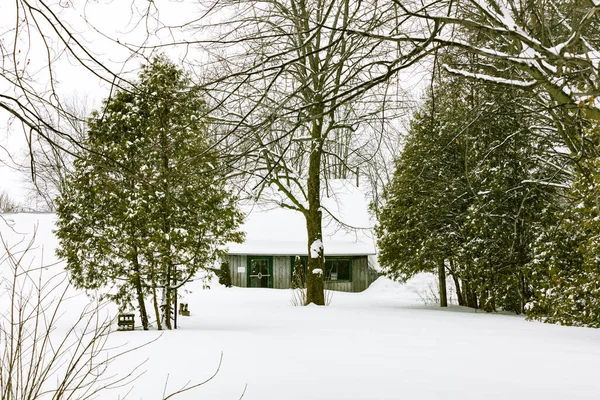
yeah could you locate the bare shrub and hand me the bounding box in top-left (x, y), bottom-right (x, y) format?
top-left (0, 231), bottom-right (146, 400)
top-left (416, 279), bottom-right (456, 306)
top-left (0, 226), bottom-right (241, 399)
top-left (0, 191), bottom-right (21, 213)
top-left (290, 287), bottom-right (306, 307)
top-left (415, 282), bottom-right (440, 306)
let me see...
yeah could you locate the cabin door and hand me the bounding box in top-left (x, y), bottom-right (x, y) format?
top-left (248, 257), bottom-right (272, 288)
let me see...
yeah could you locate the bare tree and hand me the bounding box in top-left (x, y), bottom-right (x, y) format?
top-left (0, 191), bottom-right (22, 213)
top-left (0, 1), bottom-right (429, 308)
top-left (178, 0), bottom-right (428, 305)
top-left (378, 0), bottom-right (600, 158)
top-left (0, 1), bottom-right (156, 194)
top-left (0, 229), bottom-right (146, 400)
top-left (0, 224), bottom-right (238, 399)
top-left (20, 95), bottom-right (90, 211)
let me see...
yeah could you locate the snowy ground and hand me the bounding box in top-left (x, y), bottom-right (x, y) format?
top-left (2, 214), bottom-right (600, 399)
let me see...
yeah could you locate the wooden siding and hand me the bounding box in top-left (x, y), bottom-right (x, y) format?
top-left (273, 256), bottom-right (291, 289)
top-left (325, 256), bottom-right (372, 293)
top-left (228, 255), bottom-right (289, 288)
top-left (324, 280), bottom-right (353, 292)
top-left (228, 254), bottom-right (378, 292)
top-left (228, 255), bottom-right (247, 287)
top-left (352, 256), bottom-right (368, 292)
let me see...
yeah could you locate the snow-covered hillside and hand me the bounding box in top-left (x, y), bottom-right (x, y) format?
top-left (2, 214), bottom-right (600, 399)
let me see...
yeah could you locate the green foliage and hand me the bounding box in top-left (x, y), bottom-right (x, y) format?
top-left (218, 260), bottom-right (233, 288)
top-left (376, 67), bottom-right (563, 313)
top-left (526, 126), bottom-right (600, 327)
top-left (376, 78), bottom-right (468, 283)
top-left (55, 56), bottom-right (243, 328)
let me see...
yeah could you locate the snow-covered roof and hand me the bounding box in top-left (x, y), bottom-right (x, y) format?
top-left (227, 180), bottom-right (376, 256)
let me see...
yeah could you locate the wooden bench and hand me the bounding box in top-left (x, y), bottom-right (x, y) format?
top-left (117, 313), bottom-right (135, 331)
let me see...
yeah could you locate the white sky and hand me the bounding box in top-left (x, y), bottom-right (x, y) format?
top-left (0, 0), bottom-right (430, 208)
top-left (0, 0), bottom-right (193, 205)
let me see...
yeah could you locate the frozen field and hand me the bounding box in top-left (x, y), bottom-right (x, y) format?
top-left (2, 213), bottom-right (600, 399)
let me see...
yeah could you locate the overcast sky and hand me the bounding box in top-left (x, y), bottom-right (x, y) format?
top-left (0, 0), bottom-right (430, 209)
top-left (0, 0), bottom-right (193, 205)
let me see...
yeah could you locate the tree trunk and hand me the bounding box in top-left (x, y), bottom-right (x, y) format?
top-left (449, 259), bottom-right (464, 306)
top-left (480, 288), bottom-right (493, 312)
top-left (464, 280), bottom-right (478, 309)
top-left (519, 270), bottom-right (526, 315)
top-left (152, 285), bottom-right (162, 330)
top-left (158, 126), bottom-right (174, 329)
top-left (452, 274), bottom-right (464, 306)
top-left (132, 250), bottom-right (149, 330)
top-left (163, 267), bottom-right (172, 330)
top-left (438, 259), bottom-right (448, 307)
top-left (173, 280), bottom-right (178, 329)
top-left (471, 289), bottom-right (479, 310)
top-left (305, 213), bottom-right (325, 305)
top-left (305, 126), bottom-right (325, 306)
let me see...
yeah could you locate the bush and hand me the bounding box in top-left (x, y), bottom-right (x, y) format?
top-left (291, 255), bottom-right (305, 289)
top-left (218, 261), bottom-right (233, 287)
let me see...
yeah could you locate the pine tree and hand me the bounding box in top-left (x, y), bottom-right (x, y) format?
top-left (56, 56), bottom-right (244, 330)
top-left (376, 64), bottom-right (563, 312)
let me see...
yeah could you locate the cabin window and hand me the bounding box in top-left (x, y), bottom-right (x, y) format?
top-left (325, 259), bottom-right (351, 281)
top-left (290, 257), bottom-right (352, 282)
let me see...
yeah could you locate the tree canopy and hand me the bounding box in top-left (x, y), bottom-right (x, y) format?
top-left (55, 56), bottom-right (243, 330)
top-left (376, 63), bottom-right (565, 313)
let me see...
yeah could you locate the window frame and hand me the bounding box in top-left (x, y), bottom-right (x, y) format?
top-left (289, 256), bottom-right (352, 283)
top-left (325, 258), bottom-right (352, 282)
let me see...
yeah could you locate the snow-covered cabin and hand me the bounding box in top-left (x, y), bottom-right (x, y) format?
top-left (225, 180), bottom-right (379, 292)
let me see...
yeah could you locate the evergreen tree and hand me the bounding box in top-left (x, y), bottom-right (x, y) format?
top-left (376, 66), bottom-right (563, 312)
top-left (56, 56), bottom-right (243, 330)
top-left (218, 260), bottom-right (233, 288)
top-left (526, 124), bottom-right (600, 326)
top-left (375, 76), bottom-right (469, 307)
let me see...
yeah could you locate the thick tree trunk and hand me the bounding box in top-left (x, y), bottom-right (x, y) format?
top-left (133, 268), bottom-right (149, 330)
top-left (480, 288), bottom-right (493, 312)
top-left (305, 122), bottom-right (325, 306)
top-left (438, 259), bottom-right (448, 307)
top-left (471, 290), bottom-right (479, 310)
top-left (305, 212), bottom-right (325, 305)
